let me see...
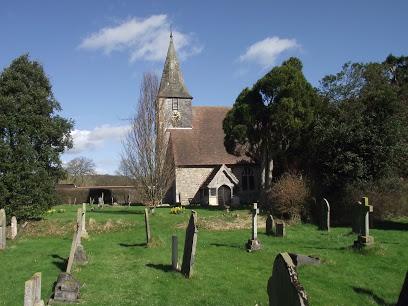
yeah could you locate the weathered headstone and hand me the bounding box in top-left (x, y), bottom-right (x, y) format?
top-left (353, 197), bottom-right (374, 248)
top-left (319, 198), bottom-right (330, 231)
top-left (397, 271), bottom-right (408, 306)
top-left (11, 216), bottom-right (17, 240)
top-left (53, 272), bottom-right (80, 303)
top-left (275, 221), bottom-right (286, 237)
top-left (172, 235), bottom-right (179, 271)
top-left (24, 272), bottom-right (44, 306)
top-left (0, 209), bottom-right (6, 250)
top-left (81, 203), bottom-right (89, 239)
top-left (66, 208), bottom-right (83, 273)
top-left (246, 203), bottom-right (261, 251)
top-left (144, 208), bottom-right (151, 244)
top-left (98, 192), bottom-right (104, 207)
top-left (266, 214), bottom-right (276, 236)
top-left (181, 211), bottom-right (198, 278)
top-left (267, 252), bottom-right (309, 306)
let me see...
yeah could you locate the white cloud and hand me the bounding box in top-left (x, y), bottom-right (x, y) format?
top-left (79, 14), bottom-right (202, 62)
top-left (239, 36), bottom-right (300, 68)
top-left (66, 124), bottom-right (130, 154)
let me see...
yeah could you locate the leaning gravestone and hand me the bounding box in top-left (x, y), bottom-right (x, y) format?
top-left (275, 221), bottom-right (286, 237)
top-left (24, 272), bottom-right (44, 306)
top-left (353, 197), bottom-right (374, 248)
top-left (397, 271), bottom-right (408, 306)
top-left (66, 208), bottom-right (84, 273)
top-left (144, 208), bottom-right (152, 244)
top-left (319, 198), bottom-right (330, 231)
top-left (246, 203), bottom-right (261, 251)
top-left (267, 252), bottom-right (309, 306)
top-left (181, 211), bottom-right (198, 278)
top-left (11, 216), bottom-right (17, 240)
top-left (81, 203), bottom-right (89, 239)
top-left (266, 215), bottom-right (276, 236)
top-left (0, 209), bottom-right (6, 250)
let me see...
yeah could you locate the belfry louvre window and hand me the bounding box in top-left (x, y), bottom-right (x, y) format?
top-left (242, 168), bottom-right (255, 191)
top-left (172, 98), bottom-right (179, 110)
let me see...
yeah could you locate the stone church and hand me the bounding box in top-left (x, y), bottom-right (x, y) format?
top-left (158, 34), bottom-right (259, 206)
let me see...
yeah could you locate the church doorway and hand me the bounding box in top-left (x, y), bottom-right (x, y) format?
top-left (217, 185), bottom-right (231, 206)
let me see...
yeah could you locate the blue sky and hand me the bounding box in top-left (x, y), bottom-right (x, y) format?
top-left (1, 1), bottom-right (407, 174)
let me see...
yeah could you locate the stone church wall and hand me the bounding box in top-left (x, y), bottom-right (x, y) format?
top-left (176, 166), bottom-right (214, 205)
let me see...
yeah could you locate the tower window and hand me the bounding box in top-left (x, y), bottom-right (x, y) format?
top-left (172, 98), bottom-right (179, 110)
top-left (242, 168), bottom-right (255, 191)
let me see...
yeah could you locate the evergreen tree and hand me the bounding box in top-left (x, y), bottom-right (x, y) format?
top-left (0, 55), bottom-right (73, 219)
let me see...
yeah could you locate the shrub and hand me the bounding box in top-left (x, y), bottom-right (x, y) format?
top-left (268, 172), bottom-right (310, 222)
top-left (170, 206), bottom-right (185, 214)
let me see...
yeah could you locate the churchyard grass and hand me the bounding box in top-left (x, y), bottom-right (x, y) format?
top-left (0, 205), bottom-right (406, 305)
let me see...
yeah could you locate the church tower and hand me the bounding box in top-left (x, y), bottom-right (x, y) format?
top-left (157, 32), bottom-right (193, 130)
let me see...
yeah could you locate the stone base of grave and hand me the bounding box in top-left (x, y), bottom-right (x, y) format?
top-left (353, 235), bottom-right (374, 248)
top-left (52, 272), bottom-right (80, 303)
top-left (74, 244), bottom-right (88, 265)
top-left (246, 239), bottom-right (261, 252)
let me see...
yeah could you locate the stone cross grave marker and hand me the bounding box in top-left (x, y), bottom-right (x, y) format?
top-left (353, 197), bottom-right (374, 248)
top-left (66, 208), bottom-right (83, 273)
top-left (11, 216), bottom-right (17, 240)
top-left (181, 211), bottom-right (198, 278)
top-left (172, 235), bottom-right (179, 271)
top-left (275, 221), bottom-right (286, 237)
top-left (266, 214), bottom-right (276, 236)
top-left (144, 208), bottom-right (151, 244)
top-left (267, 252), bottom-right (309, 306)
top-left (246, 203), bottom-right (261, 251)
top-left (0, 209), bottom-right (6, 250)
top-left (24, 272), bottom-right (44, 306)
top-left (81, 203), bottom-right (88, 239)
top-left (319, 198), bottom-right (330, 231)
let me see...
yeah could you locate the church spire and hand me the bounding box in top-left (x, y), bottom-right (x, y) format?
top-left (158, 32), bottom-right (192, 99)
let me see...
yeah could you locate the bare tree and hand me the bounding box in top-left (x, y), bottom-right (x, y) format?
top-left (122, 72), bottom-right (173, 209)
top-left (65, 156), bottom-right (96, 186)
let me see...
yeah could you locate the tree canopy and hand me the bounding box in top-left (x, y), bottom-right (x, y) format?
top-left (64, 156), bottom-right (96, 186)
top-left (0, 54), bottom-right (73, 219)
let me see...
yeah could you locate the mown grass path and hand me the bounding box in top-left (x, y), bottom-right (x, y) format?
top-left (0, 205), bottom-right (406, 305)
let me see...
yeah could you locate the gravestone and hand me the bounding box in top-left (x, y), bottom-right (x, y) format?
top-left (53, 272), bottom-right (80, 303)
top-left (319, 198), bottom-right (330, 231)
top-left (353, 197), bottom-right (374, 248)
top-left (246, 203), bottom-right (261, 251)
top-left (0, 209), bottom-right (6, 250)
top-left (267, 252), bottom-right (309, 306)
top-left (81, 203), bottom-right (88, 239)
top-left (144, 208), bottom-right (151, 244)
top-left (172, 235), bottom-right (179, 271)
top-left (275, 221), bottom-right (286, 237)
top-left (397, 271), bottom-right (408, 306)
top-left (24, 272), bottom-right (44, 306)
top-left (181, 211), bottom-right (198, 278)
top-left (98, 192), bottom-right (104, 207)
top-left (66, 208), bottom-right (83, 273)
top-left (266, 215), bottom-right (275, 236)
top-left (11, 216), bottom-right (17, 240)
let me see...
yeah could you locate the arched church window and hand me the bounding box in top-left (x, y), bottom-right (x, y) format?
top-left (172, 98), bottom-right (179, 110)
top-left (242, 168), bottom-right (255, 191)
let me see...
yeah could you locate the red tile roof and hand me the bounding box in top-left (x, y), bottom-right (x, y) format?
top-left (169, 106), bottom-right (251, 166)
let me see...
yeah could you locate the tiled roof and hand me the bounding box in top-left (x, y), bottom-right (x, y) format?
top-left (169, 106), bottom-right (252, 166)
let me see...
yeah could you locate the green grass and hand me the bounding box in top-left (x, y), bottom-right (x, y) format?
top-left (0, 205), bottom-right (406, 305)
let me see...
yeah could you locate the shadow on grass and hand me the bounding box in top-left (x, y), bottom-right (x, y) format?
top-left (302, 245), bottom-right (349, 251)
top-left (374, 220), bottom-right (408, 231)
top-left (210, 243), bottom-right (244, 250)
top-left (51, 254), bottom-right (67, 271)
top-left (146, 263), bottom-right (173, 273)
top-left (119, 242), bottom-right (146, 247)
top-left (352, 287), bottom-right (394, 306)
top-left (90, 210), bottom-right (144, 215)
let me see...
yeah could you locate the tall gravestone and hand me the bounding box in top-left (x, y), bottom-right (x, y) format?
top-left (144, 208), bottom-right (151, 244)
top-left (81, 203), bottom-right (88, 239)
top-left (267, 252), bottom-right (309, 306)
top-left (181, 211), bottom-right (198, 278)
top-left (11, 216), bottom-right (17, 240)
top-left (319, 198), bottom-right (330, 231)
top-left (246, 203), bottom-right (261, 251)
top-left (0, 209), bottom-right (6, 250)
top-left (24, 272), bottom-right (44, 306)
top-left (172, 235), bottom-right (179, 271)
top-left (266, 215), bottom-right (275, 236)
top-left (66, 208), bottom-right (84, 273)
top-left (353, 197), bottom-right (374, 248)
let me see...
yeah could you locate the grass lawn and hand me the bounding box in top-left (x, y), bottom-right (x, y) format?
top-left (0, 205), bottom-right (406, 305)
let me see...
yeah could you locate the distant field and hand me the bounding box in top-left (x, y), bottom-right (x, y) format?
top-left (0, 205), bottom-right (406, 305)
